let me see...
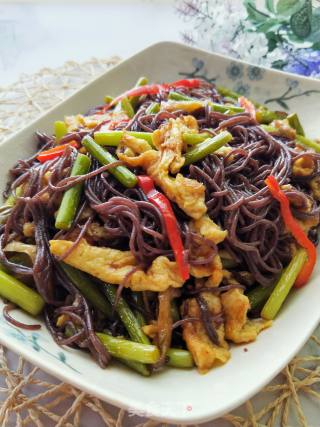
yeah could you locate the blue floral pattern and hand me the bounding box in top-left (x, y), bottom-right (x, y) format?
top-left (179, 56), bottom-right (320, 112)
top-left (265, 85), bottom-right (320, 110)
top-left (226, 63), bottom-right (244, 81)
top-left (247, 66), bottom-right (265, 81)
top-left (283, 48), bottom-right (320, 78)
top-left (176, 0), bottom-right (320, 78)
top-left (286, 78), bottom-right (299, 90)
top-left (178, 57), bottom-right (217, 83)
top-left (1, 316), bottom-right (80, 373)
top-left (232, 81), bottom-right (251, 97)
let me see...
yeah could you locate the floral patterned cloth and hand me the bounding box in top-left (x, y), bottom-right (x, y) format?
top-left (176, 0), bottom-right (320, 78)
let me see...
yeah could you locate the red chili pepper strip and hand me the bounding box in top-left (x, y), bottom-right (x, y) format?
top-left (137, 175), bottom-right (189, 281)
top-left (239, 96), bottom-right (256, 119)
top-left (265, 176), bottom-right (317, 288)
top-left (170, 78), bottom-right (202, 89)
top-left (37, 141), bottom-right (78, 163)
top-left (107, 79), bottom-right (201, 111)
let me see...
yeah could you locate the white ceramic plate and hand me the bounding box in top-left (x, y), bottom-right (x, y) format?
top-left (0, 42), bottom-right (320, 425)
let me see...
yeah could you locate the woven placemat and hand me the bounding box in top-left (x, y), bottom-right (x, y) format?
top-left (0, 57), bottom-right (319, 427)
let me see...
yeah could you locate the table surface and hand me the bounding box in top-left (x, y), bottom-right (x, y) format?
top-left (0, 0), bottom-right (179, 86)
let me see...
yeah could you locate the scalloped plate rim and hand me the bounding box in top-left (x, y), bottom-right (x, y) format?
top-left (0, 41), bottom-right (320, 425)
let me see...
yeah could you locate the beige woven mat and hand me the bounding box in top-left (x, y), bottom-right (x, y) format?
top-left (0, 57), bottom-right (320, 427)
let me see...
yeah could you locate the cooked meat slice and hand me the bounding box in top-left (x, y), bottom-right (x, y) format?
top-left (182, 294), bottom-right (229, 373)
top-left (190, 215), bottom-right (227, 245)
top-left (189, 215), bottom-right (227, 286)
top-left (50, 239), bottom-right (183, 292)
top-left (117, 116), bottom-right (206, 219)
top-left (221, 288), bottom-right (271, 344)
